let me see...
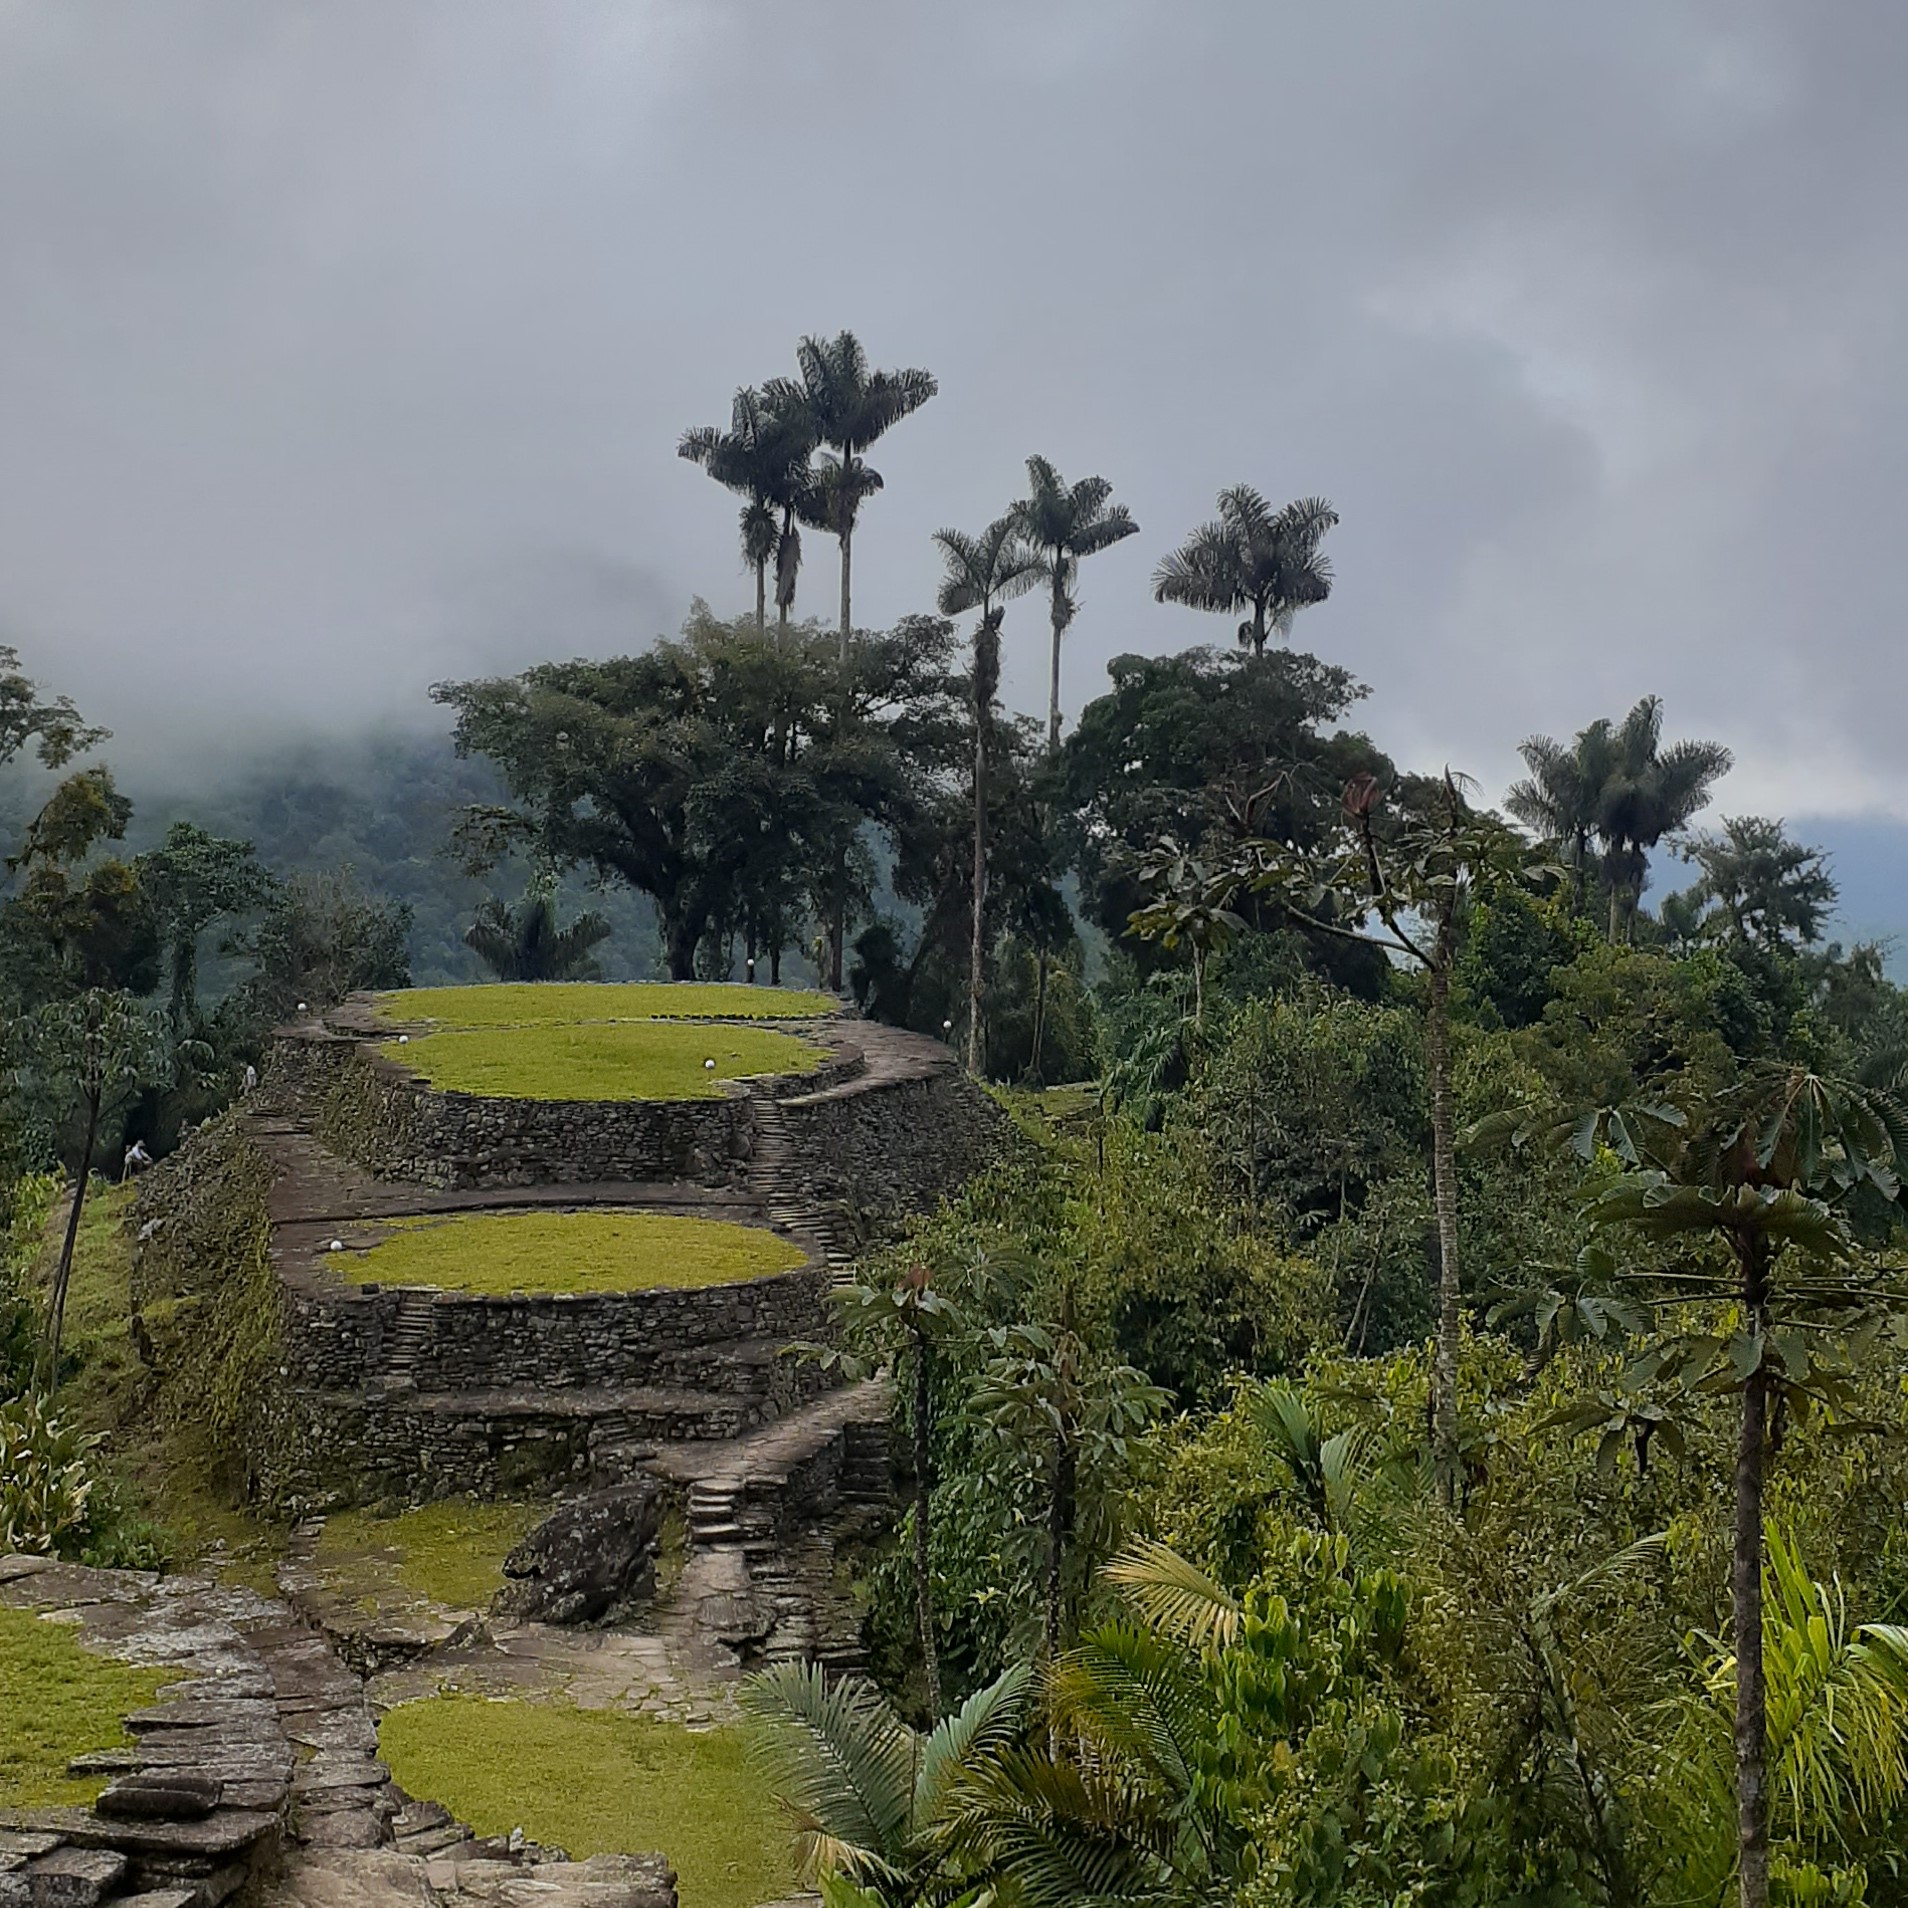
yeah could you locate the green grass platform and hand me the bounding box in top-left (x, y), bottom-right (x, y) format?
top-left (374, 981), bottom-right (835, 1028)
top-left (379, 1695), bottom-right (792, 1908)
top-left (0, 1607), bottom-right (169, 1806)
top-left (380, 1018), bottom-right (823, 1101)
top-left (314, 1499), bottom-right (544, 1611)
top-left (325, 1209), bottom-right (808, 1294)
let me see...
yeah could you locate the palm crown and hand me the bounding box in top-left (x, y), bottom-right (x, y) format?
top-left (1153, 486), bottom-right (1338, 656)
top-left (678, 385), bottom-right (817, 633)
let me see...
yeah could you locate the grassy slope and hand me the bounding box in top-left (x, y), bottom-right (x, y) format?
top-left (0, 1607), bottom-right (169, 1806)
top-left (31, 1182), bottom-right (284, 1588)
top-left (327, 1210), bottom-right (806, 1295)
top-left (375, 982), bottom-right (835, 1027)
top-left (315, 1499), bottom-right (543, 1611)
top-left (379, 1696), bottom-right (791, 1908)
top-left (382, 1019), bottom-right (822, 1101)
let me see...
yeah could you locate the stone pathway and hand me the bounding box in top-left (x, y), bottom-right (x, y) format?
top-left (0, 1556), bottom-right (675, 1908)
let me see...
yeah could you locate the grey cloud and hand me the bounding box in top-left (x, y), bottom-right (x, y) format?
top-left (1, 0), bottom-right (1902, 816)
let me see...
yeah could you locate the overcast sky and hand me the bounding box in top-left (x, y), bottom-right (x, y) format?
top-left (2, 1), bottom-right (1903, 819)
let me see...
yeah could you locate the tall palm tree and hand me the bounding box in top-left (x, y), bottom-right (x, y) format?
top-left (1592, 697), bottom-right (1732, 941)
top-left (1509, 698), bottom-right (1730, 938)
top-left (769, 333), bottom-right (936, 990)
top-left (1010, 456), bottom-right (1138, 754)
top-left (934, 517), bottom-right (1041, 1075)
top-left (770, 332), bottom-right (938, 666)
top-left (1507, 722), bottom-right (1611, 914)
top-left (1152, 487), bottom-right (1337, 657)
top-left (678, 387), bottom-right (816, 637)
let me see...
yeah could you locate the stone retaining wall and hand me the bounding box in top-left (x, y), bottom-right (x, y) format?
top-left (781, 1062), bottom-right (1017, 1222)
top-left (252, 1366), bottom-right (833, 1508)
top-left (282, 1265), bottom-right (833, 1395)
top-left (272, 1032), bottom-right (787, 1190)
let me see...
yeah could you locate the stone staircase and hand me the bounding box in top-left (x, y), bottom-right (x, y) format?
top-left (748, 1093), bottom-right (857, 1282)
top-left (636, 1381), bottom-right (892, 1675)
top-left (371, 1290), bottom-right (436, 1397)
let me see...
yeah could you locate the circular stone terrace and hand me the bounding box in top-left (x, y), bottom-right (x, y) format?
top-left (248, 981), bottom-right (1008, 1508)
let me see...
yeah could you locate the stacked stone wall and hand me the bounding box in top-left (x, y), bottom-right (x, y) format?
top-left (251, 1365), bottom-right (830, 1508)
top-left (780, 1065), bottom-right (1016, 1221)
top-left (281, 1265), bottom-right (832, 1394)
top-left (270, 1028), bottom-right (865, 1190)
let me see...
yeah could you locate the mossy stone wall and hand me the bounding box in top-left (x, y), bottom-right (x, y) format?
top-left (271, 1030), bottom-right (861, 1190)
top-left (280, 1265), bottom-right (834, 1394)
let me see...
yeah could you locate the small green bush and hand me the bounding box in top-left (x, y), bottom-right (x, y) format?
top-left (0, 1392), bottom-right (99, 1556)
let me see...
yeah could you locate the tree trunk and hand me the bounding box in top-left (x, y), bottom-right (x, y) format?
top-left (838, 520), bottom-right (854, 664)
top-left (1426, 904), bottom-right (1462, 1498)
top-left (754, 558), bottom-right (767, 637)
top-left (169, 934), bottom-right (198, 1033)
top-left (826, 519), bottom-right (854, 992)
top-left (967, 709), bottom-right (987, 1077)
top-left (910, 1321), bottom-right (942, 1718)
top-left (1028, 952), bottom-right (1049, 1087)
top-left (1734, 1251), bottom-right (1772, 1908)
top-left (1043, 1430), bottom-right (1076, 1662)
top-left (1047, 578), bottom-right (1064, 755)
top-left (826, 861), bottom-right (847, 994)
top-left (663, 914), bottom-right (700, 982)
top-left (43, 1086), bottom-right (103, 1389)
top-left (775, 506), bottom-right (799, 636)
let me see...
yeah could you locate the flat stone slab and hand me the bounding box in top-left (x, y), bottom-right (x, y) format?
top-left (26, 1847), bottom-right (128, 1908)
top-left (0, 1810), bottom-right (278, 1862)
top-left (125, 1701), bottom-right (281, 1733)
top-left (95, 1777), bottom-right (223, 1823)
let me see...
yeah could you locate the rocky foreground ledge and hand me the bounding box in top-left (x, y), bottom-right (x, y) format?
top-left (0, 1558), bottom-right (675, 1908)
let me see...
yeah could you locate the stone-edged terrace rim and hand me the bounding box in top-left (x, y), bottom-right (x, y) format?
top-left (321, 1208), bottom-right (809, 1294)
top-left (379, 1017), bottom-right (824, 1101)
top-left (371, 980), bottom-right (837, 1028)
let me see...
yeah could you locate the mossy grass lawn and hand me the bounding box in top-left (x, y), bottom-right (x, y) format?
top-left (375, 981), bottom-right (835, 1028)
top-left (314, 1499), bottom-right (543, 1611)
top-left (379, 1696), bottom-right (791, 1908)
top-left (0, 1607), bottom-right (170, 1806)
top-left (382, 1019), bottom-right (821, 1101)
top-left (326, 1210), bottom-right (806, 1294)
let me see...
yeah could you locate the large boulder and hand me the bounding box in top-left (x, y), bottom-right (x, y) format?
top-left (496, 1482), bottom-right (664, 1625)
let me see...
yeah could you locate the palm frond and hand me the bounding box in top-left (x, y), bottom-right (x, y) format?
top-left (1103, 1540), bottom-right (1241, 1650)
top-left (914, 1661), bottom-right (1033, 1827)
top-left (741, 1662), bottom-right (917, 1879)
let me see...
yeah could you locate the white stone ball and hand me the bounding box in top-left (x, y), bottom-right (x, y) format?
top-left (328, 1238), bottom-right (345, 1252)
